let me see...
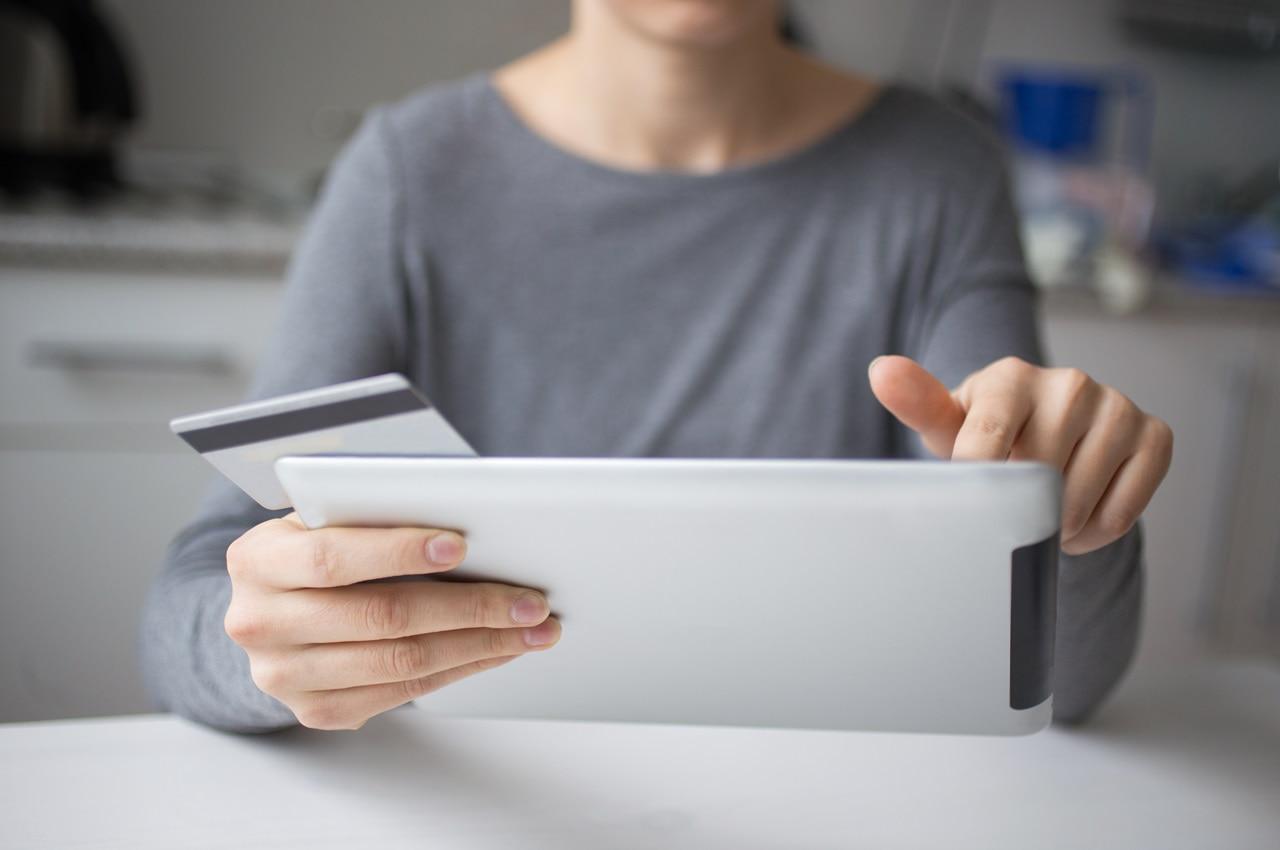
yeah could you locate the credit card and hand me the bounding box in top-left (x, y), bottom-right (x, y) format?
top-left (170, 374), bottom-right (476, 509)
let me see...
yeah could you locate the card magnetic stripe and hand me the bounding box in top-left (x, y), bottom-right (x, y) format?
top-left (176, 389), bottom-right (427, 453)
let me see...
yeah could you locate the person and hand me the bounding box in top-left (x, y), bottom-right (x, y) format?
top-left (142, 0), bottom-right (1172, 733)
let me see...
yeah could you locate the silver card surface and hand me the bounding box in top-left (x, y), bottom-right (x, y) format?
top-left (171, 374), bottom-right (475, 509)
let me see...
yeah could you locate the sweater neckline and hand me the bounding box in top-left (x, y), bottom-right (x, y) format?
top-left (478, 73), bottom-right (901, 191)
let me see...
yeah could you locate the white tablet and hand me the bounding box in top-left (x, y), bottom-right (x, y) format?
top-left (275, 456), bottom-right (1061, 736)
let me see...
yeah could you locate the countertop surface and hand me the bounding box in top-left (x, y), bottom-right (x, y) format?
top-left (3, 199), bottom-right (1279, 323)
top-left (1043, 279), bottom-right (1280, 321)
top-left (1, 657), bottom-right (1277, 849)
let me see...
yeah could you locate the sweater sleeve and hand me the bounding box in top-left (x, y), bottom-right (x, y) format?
top-left (904, 130), bottom-right (1142, 725)
top-left (139, 110), bottom-right (411, 732)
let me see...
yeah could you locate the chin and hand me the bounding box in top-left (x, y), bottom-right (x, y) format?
top-left (602, 0), bottom-right (781, 48)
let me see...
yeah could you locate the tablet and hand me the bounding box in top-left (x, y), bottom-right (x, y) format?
top-left (275, 456), bottom-right (1062, 735)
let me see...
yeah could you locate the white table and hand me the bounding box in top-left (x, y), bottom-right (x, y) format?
top-left (2, 658), bottom-right (1278, 850)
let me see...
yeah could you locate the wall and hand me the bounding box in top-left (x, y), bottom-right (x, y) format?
top-left (101, 1), bottom-right (1279, 220)
top-left (100, 1), bottom-right (946, 183)
top-left (101, 0), bottom-right (572, 179)
top-left (974, 0), bottom-right (1280, 223)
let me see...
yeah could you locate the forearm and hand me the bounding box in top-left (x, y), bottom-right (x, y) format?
top-left (1051, 523), bottom-right (1143, 723)
top-left (140, 508), bottom-right (296, 733)
top-left (141, 564), bottom-right (296, 733)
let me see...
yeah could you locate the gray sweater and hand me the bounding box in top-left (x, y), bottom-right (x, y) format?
top-left (141, 77), bottom-right (1141, 733)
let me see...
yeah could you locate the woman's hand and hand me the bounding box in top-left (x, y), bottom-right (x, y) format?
top-left (869, 355), bottom-right (1173, 555)
top-left (223, 514), bottom-right (560, 730)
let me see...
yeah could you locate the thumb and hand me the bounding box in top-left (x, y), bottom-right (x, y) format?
top-left (868, 355), bottom-right (965, 458)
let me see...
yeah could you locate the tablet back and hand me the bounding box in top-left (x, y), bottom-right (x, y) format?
top-left (276, 457), bottom-right (1061, 735)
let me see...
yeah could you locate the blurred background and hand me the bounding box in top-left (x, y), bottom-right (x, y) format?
top-left (1, 0), bottom-right (1278, 723)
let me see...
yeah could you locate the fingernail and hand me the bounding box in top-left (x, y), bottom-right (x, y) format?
top-left (523, 619), bottom-right (560, 647)
top-left (868, 355), bottom-right (884, 375)
top-left (510, 593), bottom-right (549, 625)
top-left (426, 533), bottom-right (465, 565)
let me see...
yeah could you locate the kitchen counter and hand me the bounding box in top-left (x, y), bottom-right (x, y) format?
top-left (1042, 279), bottom-right (1280, 321)
top-left (4, 198), bottom-right (1278, 318)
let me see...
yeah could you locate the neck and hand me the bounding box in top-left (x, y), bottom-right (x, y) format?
top-left (562, 3), bottom-right (793, 171)
top-left (493, 5), bottom-right (878, 174)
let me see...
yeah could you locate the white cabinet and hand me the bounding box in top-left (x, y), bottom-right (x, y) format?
top-left (1209, 323), bottom-right (1280, 659)
top-left (0, 268), bottom-right (281, 432)
top-left (0, 450), bottom-right (218, 720)
top-left (0, 266), bottom-right (282, 723)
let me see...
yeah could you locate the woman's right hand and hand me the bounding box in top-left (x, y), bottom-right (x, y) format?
top-left (223, 514), bottom-right (560, 730)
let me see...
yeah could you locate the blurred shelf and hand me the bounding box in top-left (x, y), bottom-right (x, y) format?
top-left (0, 203), bottom-right (299, 276)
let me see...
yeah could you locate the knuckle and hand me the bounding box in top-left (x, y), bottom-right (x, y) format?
top-left (465, 586), bottom-right (503, 627)
top-left (485, 627), bottom-right (512, 658)
top-left (395, 675), bottom-right (434, 703)
top-left (1147, 417), bottom-right (1174, 453)
top-left (294, 699), bottom-right (349, 731)
top-left (973, 416), bottom-right (1013, 443)
top-left (227, 519), bottom-right (292, 583)
top-left (307, 534), bottom-right (339, 587)
top-left (1057, 368), bottom-right (1093, 406)
top-left (223, 605), bottom-right (264, 647)
top-left (1099, 509), bottom-right (1138, 541)
top-left (1059, 366), bottom-right (1089, 385)
top-left (224, 534), bottom-right (258, 584)
top-left (1061, 509), bottom-right (1089, 538)
top-left (1101, 389), bottom-right (1139, 428)
top-left (362, 591), bottom-right (410, 637)
top-left (386, 637), bottom-right (431, 680)
top-left (395, 533), bottom-right (428, 571)
top-left (249, 658), bottom-right (289, 696)
top-left (996, 356), bottom-right (1033, 378)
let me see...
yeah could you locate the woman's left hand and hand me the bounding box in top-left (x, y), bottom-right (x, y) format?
top-left (869, 355), bottom-right (1173, 555)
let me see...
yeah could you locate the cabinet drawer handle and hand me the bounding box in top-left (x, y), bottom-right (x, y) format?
top-left (26, 340), bottom-right (236, 376)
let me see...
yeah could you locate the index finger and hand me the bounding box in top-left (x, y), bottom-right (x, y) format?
top-left (868, 355), bottom-right (966, 458)
top-left (231, 515), bottom-right (467, 590)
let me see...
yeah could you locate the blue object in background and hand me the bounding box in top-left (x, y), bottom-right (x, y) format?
top-left (997, 67), bottom-right (1152, 167)
top-left (999, 72), bottom-right (1106, 160)
top-left (1160, 218), bottom-right (1280, 291)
